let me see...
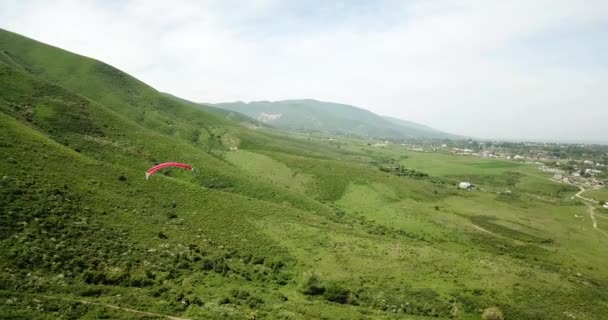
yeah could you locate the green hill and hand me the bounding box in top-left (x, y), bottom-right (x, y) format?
top-left (381, 116), bottom-right (462, 139)
top-left (162, 92), bottom-right (266, 128)
top-left (213, 99), bottom-right (459, 140)
top-left (2, 28), bottom-right (608, 319)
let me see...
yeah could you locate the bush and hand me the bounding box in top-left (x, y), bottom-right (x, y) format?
top-left (482, 306), bottom-right (504, 320)
top-left (247, 296), bottom-right (264, 308)
top-left (129, 273), bottom-right (153, 287)
top-left (299, 271), bottom-right (325, 295)
top-left (200, 258), bottom-right (214, 271)
top-left (323, 283), bottom-right (351, 304)
top-left (78, 287), bottom-right (104, 297)
top-left (230, 289), bottom-right (251, 300)
top-left (266, 257), bottom-right (287, 272)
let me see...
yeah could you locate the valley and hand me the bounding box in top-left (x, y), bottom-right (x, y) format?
top-left (1, 28), bottom-right (608, 320)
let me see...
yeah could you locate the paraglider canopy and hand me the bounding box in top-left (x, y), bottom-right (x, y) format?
top-left (146, 162), bottom-right (193, 180)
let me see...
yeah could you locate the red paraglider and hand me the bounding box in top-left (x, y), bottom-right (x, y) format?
top-left (146, 162), bottom-right (193, 180)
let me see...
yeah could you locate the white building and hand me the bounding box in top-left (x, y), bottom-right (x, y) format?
top-left (585, 169), bottom-right (602, 176)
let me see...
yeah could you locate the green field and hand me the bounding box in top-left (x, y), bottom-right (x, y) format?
top-left (2, 28), bottom-right (608, 319)
top-left (582, 188), bottom-right (608, 203)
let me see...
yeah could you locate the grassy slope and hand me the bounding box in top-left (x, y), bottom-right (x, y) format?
top-left (2, 28), bottom-right (608, 320)
top-left (582, 188), bottom-right (608, 203)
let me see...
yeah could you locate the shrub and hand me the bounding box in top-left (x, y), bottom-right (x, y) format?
top-left (200, 258), bottom-right (214, 271)
top-left (299, 271), bottom-right (325, 295)
top-left (266, 257), bottom-right (286, 272)
top-left (83, 271), bottom-right (105, 284)
top-left (191, 296), bottom-right (204, 306)
top-left (247, 296), bottom-right (264, 308)
top-left (78, 287), bottom-right (104, 297)
top-left (230, 289), bottom-right (251, 300)
top-left (323, 283), bottom-right (351, 304)
top-left (129, 273), bottom-right (153, 287)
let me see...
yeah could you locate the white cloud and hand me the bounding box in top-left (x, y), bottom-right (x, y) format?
top-left (1, 0), bottom-right (607, 141)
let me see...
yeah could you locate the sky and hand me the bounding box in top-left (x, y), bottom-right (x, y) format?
top-left (1, 0), bottom-right (607, 142)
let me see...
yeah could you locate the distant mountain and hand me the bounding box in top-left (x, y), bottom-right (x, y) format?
top-left (381, 116), bottom-right (462, 139)
top-left (162, 92), bottom-right (266, 127)
top-left (213, 99), bottom-right (460, 139)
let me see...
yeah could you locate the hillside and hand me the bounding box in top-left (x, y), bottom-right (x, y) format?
top-left (382, 116), bottom-right (461, 139)
top-left (162, 93), bottom-right (266, 128)
top-left (2, 28), bottom-right (608, 320)
top-left (213, 99), bottom-right (459, 140)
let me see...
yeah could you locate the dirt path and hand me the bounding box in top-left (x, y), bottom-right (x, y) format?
top-left (575, 186), bottom-right (595, 202)
top-left (586, 206), bottom-right (598, 229)
top-left (575, 186), bottom-right (608, 238)
top-left (471, 223), bottom-right (493, 234)
top-left (547, 178), bottom-right (608, 238)
top-left (42, 295), bottom-right (190, 320)
top-left (574, 186), bottom-right (597, 228)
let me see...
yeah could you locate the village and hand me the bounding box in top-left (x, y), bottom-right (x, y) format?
top-left (366, 138), bottom-right (608, 201)
top-left (319, 136), bottom-right (608, 203)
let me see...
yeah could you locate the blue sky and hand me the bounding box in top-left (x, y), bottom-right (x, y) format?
top-left (1, 0), bottom-right (607, 142)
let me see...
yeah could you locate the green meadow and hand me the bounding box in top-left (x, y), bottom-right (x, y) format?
top-left (583, 188), bottom-right (608, 203)
top-left (1, 28), bottom-right (608, 319)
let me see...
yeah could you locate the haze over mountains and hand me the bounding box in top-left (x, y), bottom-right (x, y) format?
top-left (213, 100), bottom-right (460, 140)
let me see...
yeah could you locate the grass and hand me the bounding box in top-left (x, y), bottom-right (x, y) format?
top-left (399, 152), bottom-right (524, 177)
top-left (225, 150), bottom-right (314, 194)
top-left (582, 188), bottom-right (608, 203)
top-left (2, 28), bottom-right (608, 319)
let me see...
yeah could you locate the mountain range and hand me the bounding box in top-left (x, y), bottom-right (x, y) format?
top-left (213, 99), bottom-right (460, 140)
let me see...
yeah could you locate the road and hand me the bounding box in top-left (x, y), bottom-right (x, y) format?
top-left (42, 295), bottom-right (190, 320)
